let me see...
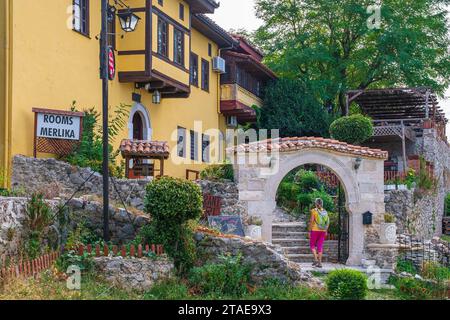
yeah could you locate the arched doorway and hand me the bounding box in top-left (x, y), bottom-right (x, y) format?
top-left (231, 137), bottom-right (387, 265)
top-left (128, 103), bottom-right (152, 178)
top-left (274, 164), bottom-right (349, 264)
top-left (128, 103), bottom-right (152, 141)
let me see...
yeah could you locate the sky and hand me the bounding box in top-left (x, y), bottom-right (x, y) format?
top-left (208, 1), bottom-right (450, 133)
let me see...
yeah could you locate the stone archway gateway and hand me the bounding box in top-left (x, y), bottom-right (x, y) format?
top-left (230, 137), bottom-right (388, 265)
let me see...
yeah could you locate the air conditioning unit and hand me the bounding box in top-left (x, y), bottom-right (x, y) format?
top-left (212, 56), bottom-right (226, 74)
top-left (226, 116), bottom-right (238, 128)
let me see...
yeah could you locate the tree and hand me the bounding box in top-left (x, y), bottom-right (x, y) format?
top-left (257, 78), bottom-right (334, 137)
top-left (254, 0), bottom-right (450, 114)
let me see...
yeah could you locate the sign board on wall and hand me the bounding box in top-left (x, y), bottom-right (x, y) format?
top-left (32, 108), bottom-right (84, 157)
top-left (36, 112), bottom-right (81, 140)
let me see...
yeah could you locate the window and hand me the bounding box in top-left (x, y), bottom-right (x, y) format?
top-left (73, 0), bottom-right (90, 36)
top-left (158, 0), bottom-right (163, 6)
top-left (177, 127), bottom-right (186, 158)
top-left (157, 18), bottom-right (168, 57)
top-left (208, 43), bottom-right (212, 57)
top-left (190, 130), bottom-right (199, 161)
top-left (190, 53), bottom-right (199, 86)
top-left (173, 29), bottom-right (184, 66)
top-left (202, 134), bottom-right (210, 163)
top-left (179, 4), bottom-right (185, 20)
top-left (107, 11), bottom-right (115, 49)
top-left (201, 59), bottom-right (209, 91)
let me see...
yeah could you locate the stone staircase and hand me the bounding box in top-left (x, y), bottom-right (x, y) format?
top-left (272, 222), bottom-right (332, 263)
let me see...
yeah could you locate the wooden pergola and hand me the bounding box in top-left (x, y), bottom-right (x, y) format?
top-left (346, 87), bottom-right (448, 172)
top-left (120, 140), bottom-right (170, 178)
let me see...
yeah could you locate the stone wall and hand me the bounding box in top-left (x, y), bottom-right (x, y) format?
top-left (94, 256), bottom-right (174, 292)
top-left (420, 128), bottom-right (450, 236)
top-left (385, 189), bottom-right (444, 239)
top-left (0, 196), bottom-right (149, 258)
top-left (196, 180), bottom-right (247, 217)
top-left (11, 155), bottom-right (149, 210)
top-left (195, 232), bottom-right (321, 287)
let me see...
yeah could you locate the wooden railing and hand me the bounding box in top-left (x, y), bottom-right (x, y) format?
top-left (384, 171), bottom-right (406, 183)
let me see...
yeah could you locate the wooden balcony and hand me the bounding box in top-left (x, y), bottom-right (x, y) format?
top-left (220, 84), bottom-right (262, 123)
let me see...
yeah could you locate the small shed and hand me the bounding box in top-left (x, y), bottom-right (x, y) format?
top-left (120, 140), bottom-right (170, 179)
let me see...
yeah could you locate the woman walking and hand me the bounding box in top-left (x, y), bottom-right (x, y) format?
top-left (309, 198), bottom-right (330, 268)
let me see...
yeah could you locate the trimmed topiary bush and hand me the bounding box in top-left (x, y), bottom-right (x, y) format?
top-left (142, 177), bottom-right (203, 274)
top-left (144, 176), bottom-right (203, 223)
top-left (326, 269), bottom-right (368, 300)
top-left (329, 115), bottom-right (373, 145)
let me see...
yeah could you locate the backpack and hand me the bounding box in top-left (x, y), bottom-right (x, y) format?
top-left (315, 209), bottom-right (329, 231)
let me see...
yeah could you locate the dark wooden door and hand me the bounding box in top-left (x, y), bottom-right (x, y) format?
top-left (133, 112), bottom-right (144, 140)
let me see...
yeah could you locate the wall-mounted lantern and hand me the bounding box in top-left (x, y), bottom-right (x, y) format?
top-left (152, 90), bottom-right (161, 104)
top-left (354, 157), bottom-right (362, 171)
top-left (117, 10), bottom-right (141, 32)
top-left (362, 211), bottom-right (373, 225)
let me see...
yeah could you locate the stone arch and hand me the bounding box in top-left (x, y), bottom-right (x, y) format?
top-left (232, 137), bottom-right (388, 266)
top-left (128, 103), bottom-right (152, 140)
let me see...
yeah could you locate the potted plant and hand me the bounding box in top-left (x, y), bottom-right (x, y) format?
top-left (245, 216), bottom-right (263, 240)
top-left (379, 213), bottom-right (397, 244)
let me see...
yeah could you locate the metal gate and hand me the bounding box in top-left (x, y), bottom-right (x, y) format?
top-left (337, 184), bottom-right (349, 263)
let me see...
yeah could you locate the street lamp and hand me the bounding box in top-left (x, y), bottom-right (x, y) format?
top-left (100, 0), bottom-right (139, 241)
top-left (117, 10), bottom-right (141, 32)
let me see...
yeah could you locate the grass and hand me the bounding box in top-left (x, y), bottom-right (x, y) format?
top-left (1, 270), bottom-right (442, 301)
top-left (0, 271), bottom-right (142, 300)
top-left (441, 234), bottom-right (450, 243)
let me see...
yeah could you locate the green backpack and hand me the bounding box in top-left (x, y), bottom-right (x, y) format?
top-left (315, 209), bottom-right (329, 231)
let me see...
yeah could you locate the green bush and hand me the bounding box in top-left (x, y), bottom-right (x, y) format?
top-left (55, 250), bottom-right (95, 274)
top-left (142, 177), bottom-right (203, 274)
top-left (389, 276), bottom-right (434, 300)
top-left (144, 278), bottom-right (190, 300)
top-left (326, 269), bottom-right (368, 300)
top-left (200, 163), bottom-right (234, 182)
top-left (294, 169), bottom-right (321, 193)
top-left (421, 262), bottom-right (450, 283)
top-left (188, 254), bottom-right (251, 297)
top-left (145, 177), bottom-right (203, 223)
top-left (277, 182), bottom-right (300, 203)
top-left (396, 259), bottom-right (418, 275)
top-left (24, 193), bottom-right (55, 259)
top-left (329, 115), bottom-right (373, 145)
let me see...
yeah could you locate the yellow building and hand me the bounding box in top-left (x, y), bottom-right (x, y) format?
top-left (0, 0), bottom-right (275, 186)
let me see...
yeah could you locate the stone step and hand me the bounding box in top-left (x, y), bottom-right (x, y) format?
top-left (272, 231), bottom-right (309, 239)
top-left (272, 223), bottom-right (307, 233)
top-left (272, 238), bottom-right (310, 247)
top-left (282, 246), bottom-right (312, 254)
top-left (286, 253), bottom-right (332, 263)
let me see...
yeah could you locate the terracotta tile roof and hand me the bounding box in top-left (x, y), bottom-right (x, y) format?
top-left (120, 140), bottom-right (170, 159)
top-left (230, 137), bottom-right (388, 159)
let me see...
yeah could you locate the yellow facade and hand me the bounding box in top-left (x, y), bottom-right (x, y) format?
top-left (0, 0), bottom-right (232, 186)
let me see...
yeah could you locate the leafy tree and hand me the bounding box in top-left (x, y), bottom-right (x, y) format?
top-left (257, 79), bottom-right (335, 137)
top-left (254, 0), bottom-right (450, 114)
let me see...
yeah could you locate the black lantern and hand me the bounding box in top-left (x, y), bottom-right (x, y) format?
top-left (117, 10), bottom-right (141, 32)
top-left (152, 90), bottom-right (161, 104)
top-left (362, 211), bottom-right (373, 225)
